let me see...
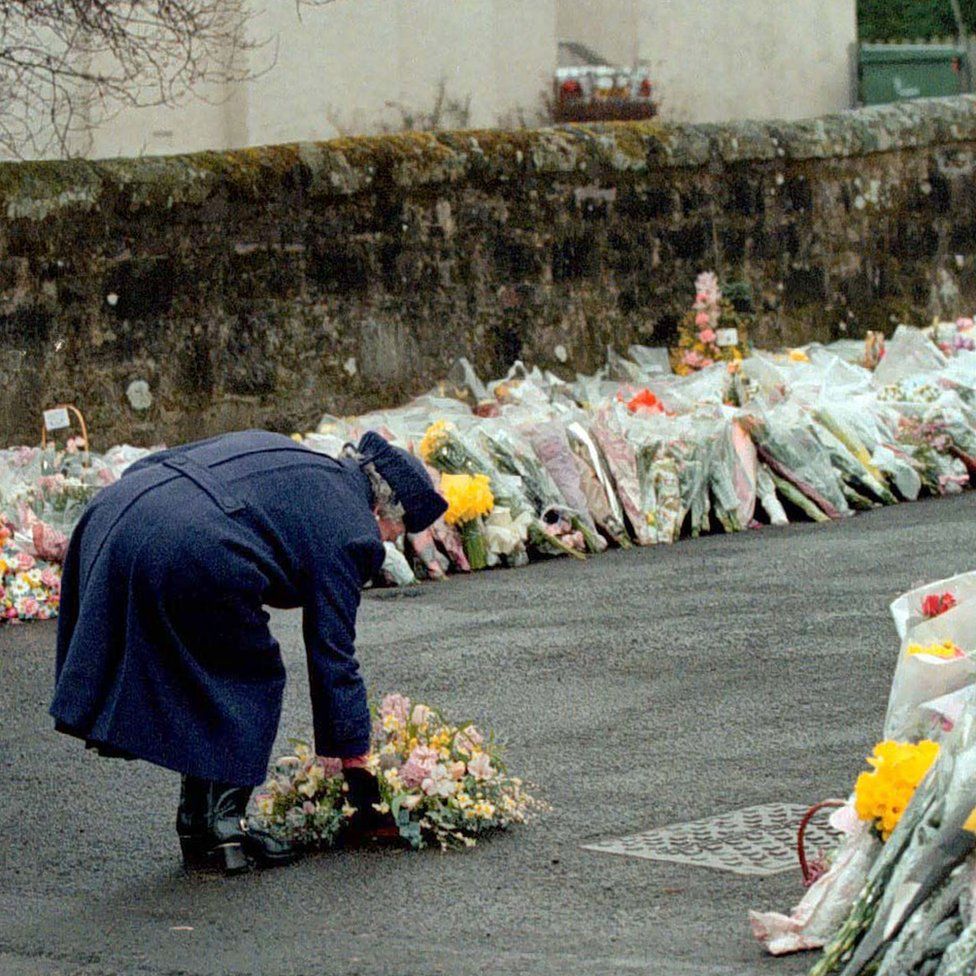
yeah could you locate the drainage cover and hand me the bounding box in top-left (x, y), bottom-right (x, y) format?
top-left (581, 802), bottom-right (840, 876)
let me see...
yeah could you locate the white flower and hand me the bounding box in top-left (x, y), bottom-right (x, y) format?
top-left (467, 752), bottom-right (494, 781)
top-left (421, 764), bottom-right (457, 798)
top-left (411, 704), bottom-right (433, 727)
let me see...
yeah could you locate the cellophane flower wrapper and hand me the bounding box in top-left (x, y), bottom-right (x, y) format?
top-left (590, 401), bottom-right (655, 544)
top-left (883, 605), bottom-right (976, 741)
top-left (889, 571), bottom-right (976, 640)
top-left (747, 401), bottom-right (851, 518)
top-left (565, 418), bottom-right (631, 547)
top-left (250, 742), bottom-right (350, 848)
top-left (370, 694), bottom-right (542, 851)
top-left (522, 420), bottom-right (605, 551)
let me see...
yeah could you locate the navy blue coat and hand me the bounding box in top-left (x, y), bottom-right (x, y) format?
top-left (50, 430), bottom-right (385, 786)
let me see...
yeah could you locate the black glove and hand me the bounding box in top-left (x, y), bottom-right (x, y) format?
top-left (342, 767), bottom-right (387, 833)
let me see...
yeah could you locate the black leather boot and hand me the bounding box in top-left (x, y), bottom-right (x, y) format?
top-left (177, 776), bottom-right (297, 872)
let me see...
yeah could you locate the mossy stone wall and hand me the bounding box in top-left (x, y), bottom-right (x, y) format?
top-left (2, 96), bottom-right (976, 447)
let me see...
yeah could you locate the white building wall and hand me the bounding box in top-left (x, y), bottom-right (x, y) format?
top-left (636, 0), bottom-right (857, 122)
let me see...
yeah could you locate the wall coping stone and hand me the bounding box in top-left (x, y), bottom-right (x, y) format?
top-left (1, 95), bottom-right (975, 220)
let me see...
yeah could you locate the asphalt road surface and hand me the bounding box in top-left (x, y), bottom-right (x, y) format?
top-left (3, 493), bottom-right (976, 976)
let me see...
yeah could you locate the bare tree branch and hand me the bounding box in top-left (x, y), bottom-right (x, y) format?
top-left (0, 0), bottom-right (336, 159)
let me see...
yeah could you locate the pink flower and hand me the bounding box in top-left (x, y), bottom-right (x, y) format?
top-left (698, 328), bottom-right (716, 344)
top-left (98, 468), bottom-right (116, 486)
top-left (450, 761), bottom-right (466, 780)
top-left (18, 597), bottom-right (39, 618)
top-left (302, 801), bottom-right (316, 815)
top-left (399, 759), bottom-right (427, 789)
top-left (407, 745), bottom-right (439, 772)
top-left (319, 757), bottom-right (343, 777)
top-left (41, 568), bottom-right (59, 590)
top-left (380, 693), bottom-right (410, 726)
top-left (33, 523), bottom-right (68, 564)
top-left (695, 311), bottom-right (711, 328)
top-left (16, 552), bottom-right (35, 571)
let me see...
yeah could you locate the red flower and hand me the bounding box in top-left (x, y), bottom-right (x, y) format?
top-left (921, 591), bottom-right (958, 618)
top-left (626, 389), bottom-right (665, 414)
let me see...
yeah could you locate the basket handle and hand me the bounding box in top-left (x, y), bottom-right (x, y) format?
top-left (40, 404), bottom-right (91, 469)
top-left (797, 799), bottom-right (847, 885)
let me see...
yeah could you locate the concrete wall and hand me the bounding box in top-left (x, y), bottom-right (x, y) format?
top-left (3, 96), bottom-right (974, 448)
top-left (73, 0), bottom-right (557, 160)
top-left (558, 0), bottom-right (858, 121)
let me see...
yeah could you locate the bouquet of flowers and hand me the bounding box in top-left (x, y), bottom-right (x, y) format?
top-left (852, 739), bottom-right (941, 841)
top-left (368, 693), bottom-right (541, 850)
top-left (419, 419), bottom-right (533, 561)
top-left (439, 473), bottom-right (494, 570)
top-left (253, 696), bottom-right (542, 854)
top-left (671, 271), bottom-right (751, 376)
top-left (0, 514), bottom-right (61, 624)
top-left (252, 742), bottom-right (352, 848)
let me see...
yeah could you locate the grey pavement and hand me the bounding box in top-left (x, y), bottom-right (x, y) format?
top-left (3, 493), bottom-right (976, 976)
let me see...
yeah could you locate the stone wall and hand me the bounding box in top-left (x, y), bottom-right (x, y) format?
top-left (2, 96), bottom-right (976, 448)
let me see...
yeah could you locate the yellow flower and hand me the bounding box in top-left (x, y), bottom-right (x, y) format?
top-left (419, 420), bottom-right (452, 463)
top-left (373, 802), bottom-right (391, 815)
top-left (456, 792), bottom-right (472, 808)
top-left (854, 739), bottom-right (940, 840)
top-left (341, 803), bottom-right (357, 818)
top-left (440, 473), bottom-right (494, 526)
top-left (382, 713), bottom-right (399, 733)
top-left (788, 348), bottom-right (809, 363)
top-left (907, 640), bottom-right (964, 660)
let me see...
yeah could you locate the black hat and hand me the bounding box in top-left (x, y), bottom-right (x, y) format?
top-left (357, 431), bottom-right (448, 533)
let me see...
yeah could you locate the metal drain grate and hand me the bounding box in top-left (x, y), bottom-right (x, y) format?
top-left (581, 802), bottom-right (840, 876)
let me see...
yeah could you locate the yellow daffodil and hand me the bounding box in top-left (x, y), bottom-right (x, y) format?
top-left (440, 473), bottom-right (494, 526)
top-left (854, 739), bottom-right (940, 840)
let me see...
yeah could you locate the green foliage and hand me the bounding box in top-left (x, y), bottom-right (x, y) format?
top-left (858, 0), bottom-right (976, 41)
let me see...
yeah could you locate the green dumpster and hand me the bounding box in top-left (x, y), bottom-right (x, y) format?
top-left (859, 44), bottom-right (967, 105)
